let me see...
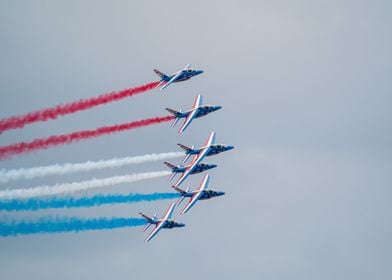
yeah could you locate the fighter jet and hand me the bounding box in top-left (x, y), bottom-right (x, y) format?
top-left (172, 174), bottom-right (225, 215)
top-left (154, 64), bottom-right (203, 91)
top-left (164, 161), bottom-right (217, 181)
top-left (139, 202), bottom-right (185, 242)
top-left (166, 94), bottom-right (222, 133)
top-left (177, 133), bottom-right (234, 164)
top-left (174, 131), bottom-right (221, 187)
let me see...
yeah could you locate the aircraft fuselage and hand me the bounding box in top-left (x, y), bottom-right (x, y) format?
top-left (187, 144), bottom-right (235, 157)
top-left (181, 190), bottom-right (225, 199)
top-left (162, 69), bottom-right (204, 83)
top-left (173, 163), bottom-right (217, 174)
top-left (162, 220), bottom-right (186, 229)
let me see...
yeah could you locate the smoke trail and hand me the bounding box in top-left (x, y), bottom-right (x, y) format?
top-left (0, 192), bottom-right (180, 211)
top-left (0, 152), bottom-right (183, 183)
top-left (0, 81), bottom-right (160, 134)
top-left (0, 115), bottom-right (173, 160)
top-left (0, 216), bottom-right (146, 237)
top-left (0, 170), bottom-right (170, 200)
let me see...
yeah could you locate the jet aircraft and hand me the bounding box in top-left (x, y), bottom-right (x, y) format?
top-left (166, 94), bottom-right (222, 133)
top-left (172, 174), bottom-right (225, 215)
top-left (178, 134), bottom-right (234, 164)
top-left (174, 131), bottom-right (221, 187)
top-left (139, 202), bottom-right (185, 242)
top-left (164, 161), bottom-right (217, 181)
top-left (154, 64), bottom-right (203, 91)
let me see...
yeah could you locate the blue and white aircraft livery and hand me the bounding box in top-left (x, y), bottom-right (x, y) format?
top-left (172, 174), bottom-right (225, 215)
top-left (177, 134), bottom-right (234, 164)
top-left (154, 64), bottom-right (204, 91)
top-left (139, 202), bottom-right (185, 242)
top-left (174, 131), bottom-right (223, 187)
top-left (166, 94), bottom-right (222, 133)
top-left (164, 161), bottom-right (217, 181)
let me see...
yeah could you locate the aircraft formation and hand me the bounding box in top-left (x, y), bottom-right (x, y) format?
top-left (139, 64), bottom-right (234, 242)
top-left (0, 64), bottom-right (233, 239)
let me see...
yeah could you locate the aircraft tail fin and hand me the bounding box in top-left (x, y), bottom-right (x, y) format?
top-left (166, 108), bottom-right (182, 127)
top-left (140, 212), bottom-right (157, 231)
top-left (154, 69), bottom-right (168, 79)
top-left (139, 212), bottom-right (152, 222)
top-left (164, 162), bottom-right (181, 180)
top-left (172, 185), bottom-right (186, 194)
top-left (166, 108), bottom-right (180, 116)
top-left (177, 144), bottom-right (195, 163)
top-left (164, 161), bottom-right (176, 170)
top-left (177, 143), bottom-right (193, 152)
top-left (173, 186), bottom-right (190, 205)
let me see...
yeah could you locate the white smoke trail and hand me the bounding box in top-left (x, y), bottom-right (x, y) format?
top-left (0, 171), bottom-right (171, 200)
top-left (0, 152), bottom-right (182, 183)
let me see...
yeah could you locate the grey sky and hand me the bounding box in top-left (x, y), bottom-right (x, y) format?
top-left (0, 1), bottom-right (391, 279)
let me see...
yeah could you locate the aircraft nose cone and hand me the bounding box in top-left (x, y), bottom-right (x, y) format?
top-left (179, 223), bottom-right (186, 227)
top-left (218, 191), bottom-right (225, 196)
top-left (215, 105), bottom-right (222, 111)
top-left (210, 164), bottom-right (218, 169)
top-left (226, 145), bottom-right (235, 151)
top-left (196, 70), bottom-right (204, 75)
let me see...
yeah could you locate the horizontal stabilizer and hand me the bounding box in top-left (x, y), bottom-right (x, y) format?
top-left (171, 117), bottom-right (180, 128)
top-left (176, 195), bottom-right (186, 206)
top-left (169, 172), bottom-right (177, 181)
top-left (155, 80), bottom-right (166, 89)
top-left (143, 223), bottom-right (152, 232)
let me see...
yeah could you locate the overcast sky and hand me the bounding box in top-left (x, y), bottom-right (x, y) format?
top-left (0, 1), bottom-right (391, 279)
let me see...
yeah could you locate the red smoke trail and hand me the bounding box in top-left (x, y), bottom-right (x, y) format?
top-left (0, 81), bottom-right (160, 134)
top-left (0, 115), bottom-right (173, 160)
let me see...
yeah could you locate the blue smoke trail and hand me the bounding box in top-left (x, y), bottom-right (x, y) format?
top-left (0, 192), bottom-right (180, 212)
top-left (0, 216), bottom-right (146, 237)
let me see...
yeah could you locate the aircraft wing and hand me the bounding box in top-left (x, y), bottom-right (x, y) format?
top-left (178, 95), bottom-right (202, 133)
top-left (173, 153), bottom-right (205, 187)
top-left (144, 203), bottom-right (176, 242)
top-left (174, 132), bottom-right (216, 187)
top-left (144, 221), bottom-right (165, 242)
top-left (139, 213), bottom-right (152, 222)
top-left (181, 191), bottom-right (203, 215)
top-left (183, 131), bottom-right (216, 170)
top-left (197, 174), bottom-right (210, 191)
top-left (181, 175), bottom-right (210, 214)
top-left (160, 71), bottom-right (182, 90)
top-left (178, 109), bottom-right (198, 133)
top-left (192, 94), bottom-right (203, 108)
top-left (162, 202), bottom-right (176, 220)
top-left (203, 130), bottom-right (216, 146)
top-left (174, 171), bottom-right (189, 188)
